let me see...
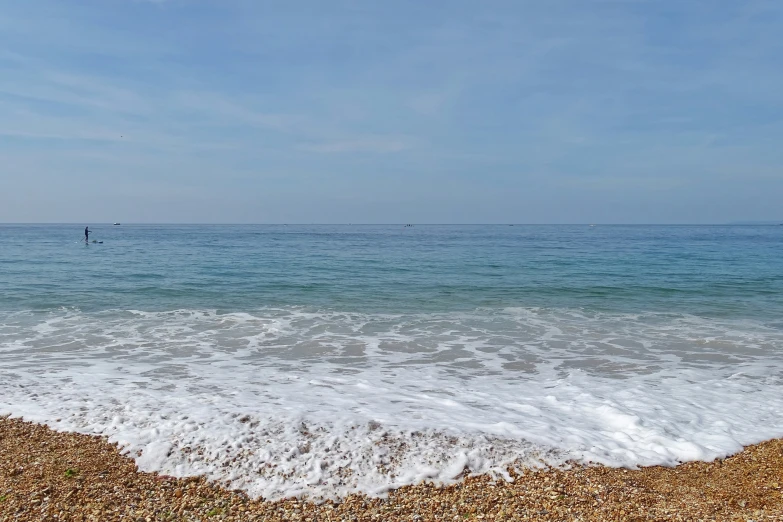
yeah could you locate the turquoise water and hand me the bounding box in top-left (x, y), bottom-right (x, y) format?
top-left (1, 224), bottom-right (782, 498)
top-left (2, 224), bottom-right (781, 318)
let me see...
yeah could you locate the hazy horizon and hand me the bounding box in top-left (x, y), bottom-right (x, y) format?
top-left (2, 222), bottom-right (781, 226)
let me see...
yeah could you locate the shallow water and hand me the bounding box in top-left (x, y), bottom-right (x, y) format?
top-left (1, 224), bottom-right (782, 498)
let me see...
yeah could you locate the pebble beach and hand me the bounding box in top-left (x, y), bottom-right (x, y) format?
top-left (5, 0), bottom-right (783, 513)
top-left (2, 416), bottom-right (782, 522)
top-left (4, 226), bottom-right (783, 520)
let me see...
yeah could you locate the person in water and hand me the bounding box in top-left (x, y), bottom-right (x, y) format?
top-left (84, 226), bottom-right (91, 242)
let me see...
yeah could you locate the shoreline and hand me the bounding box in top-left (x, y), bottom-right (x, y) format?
top-left (1, 417), bottom-right (782, 521)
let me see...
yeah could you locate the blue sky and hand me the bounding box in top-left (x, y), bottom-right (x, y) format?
top-left (1, 0), bottom-right (781, 223)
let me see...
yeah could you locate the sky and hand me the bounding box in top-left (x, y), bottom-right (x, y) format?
top-left (1, 0), bottom-right (782, 224)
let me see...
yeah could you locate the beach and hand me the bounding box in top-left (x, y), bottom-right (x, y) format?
top-left (2, 416), bottom-right (782, 521)
top-left (2, 225), bottom-right (783, 518)
top-left (5, 0), bottom-right (783, 513)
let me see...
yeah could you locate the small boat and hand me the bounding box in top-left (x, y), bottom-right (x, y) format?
top-left (113, 223), bottom-right (121, 225)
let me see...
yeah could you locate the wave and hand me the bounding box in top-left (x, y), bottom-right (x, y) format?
top-left (1, 306), bottom-right (782, 499)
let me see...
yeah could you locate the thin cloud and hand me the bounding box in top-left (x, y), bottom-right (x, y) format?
top-left (301, 138), bottom-right (413, 154)
top-left (1, 0), bottom-right (781, 223)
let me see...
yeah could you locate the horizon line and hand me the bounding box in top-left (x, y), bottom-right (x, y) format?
top-left (1, 222), bottom-right (781, 226)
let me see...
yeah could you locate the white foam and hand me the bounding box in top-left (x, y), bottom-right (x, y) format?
top-left (1, 307), bottom-right (782, 499)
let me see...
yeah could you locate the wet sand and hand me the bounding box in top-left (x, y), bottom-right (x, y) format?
top-left (1, 416), bottom-right (782, 521)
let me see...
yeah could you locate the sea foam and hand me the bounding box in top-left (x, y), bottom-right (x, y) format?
top-left (1, 307), bottom-right (782, 499)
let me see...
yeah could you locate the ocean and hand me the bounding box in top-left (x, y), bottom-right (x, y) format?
top-left (1, 224), bottom-right (782, 499)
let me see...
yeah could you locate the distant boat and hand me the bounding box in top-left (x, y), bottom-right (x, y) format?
top-left (113, 223), bottom-right (121, 225)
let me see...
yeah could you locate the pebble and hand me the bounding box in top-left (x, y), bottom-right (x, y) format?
top-left (2, 416), bottom-right (783, 521)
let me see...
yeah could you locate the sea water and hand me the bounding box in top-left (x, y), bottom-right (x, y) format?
top-left (1, 224), bottom-right (782, 499)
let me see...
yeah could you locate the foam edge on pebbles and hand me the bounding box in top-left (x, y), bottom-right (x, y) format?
top-left (2, 416), bottom-right (783, 522)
